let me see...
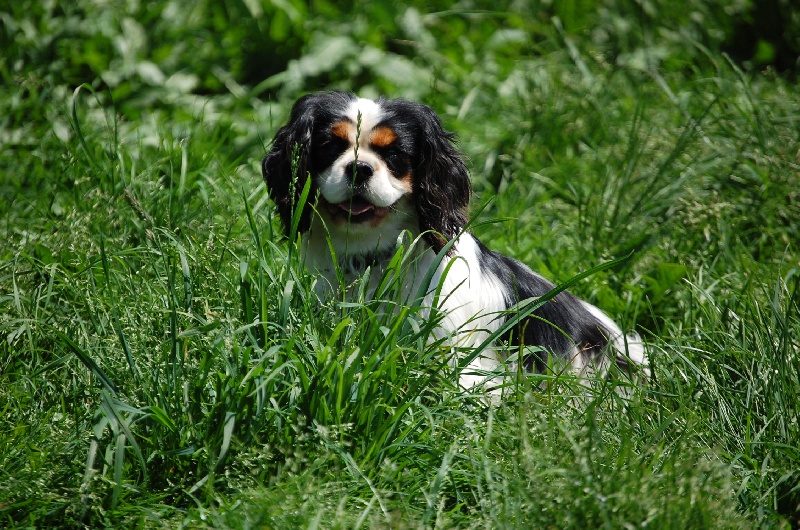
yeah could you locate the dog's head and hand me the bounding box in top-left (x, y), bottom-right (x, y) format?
top-left (262, 91), bottom-right (471, 253)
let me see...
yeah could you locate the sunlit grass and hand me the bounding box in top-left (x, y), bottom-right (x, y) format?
top-left (2, 1), bottom-right (799, 528)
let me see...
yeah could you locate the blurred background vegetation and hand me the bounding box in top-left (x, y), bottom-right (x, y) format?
top-left (3, 0), bottom-right (798, 129)
top-left (3, 0), bottom-right (798, 102)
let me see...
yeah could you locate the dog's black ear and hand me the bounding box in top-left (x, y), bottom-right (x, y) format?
top-left (411, 104), bottom-right (471, 253)
top-left (261, 95), bottom-right (319, 237)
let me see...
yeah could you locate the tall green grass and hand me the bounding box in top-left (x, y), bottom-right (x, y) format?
top-left (2, 0), bottom-right (799, 527)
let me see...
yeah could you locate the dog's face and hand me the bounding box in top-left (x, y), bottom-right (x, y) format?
top-left (313, 97), bottom-right (414, 232)
top-left (262, 91), bottom-right (471, 254)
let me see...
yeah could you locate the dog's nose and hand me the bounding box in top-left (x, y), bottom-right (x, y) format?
top-left (345, 161), bottom-right (374, 186)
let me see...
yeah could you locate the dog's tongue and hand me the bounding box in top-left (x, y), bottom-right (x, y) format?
top-left (338, 197), bottom-right (374, 215)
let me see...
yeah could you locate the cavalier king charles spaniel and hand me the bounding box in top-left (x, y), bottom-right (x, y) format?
top-left (262, 91), bottom-right (646, 390)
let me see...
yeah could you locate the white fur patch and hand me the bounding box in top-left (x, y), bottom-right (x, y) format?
top-left (420, 234), bottom-right (509, 391)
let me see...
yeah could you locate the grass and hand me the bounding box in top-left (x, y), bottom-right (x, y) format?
top-left (2, 0), bottom-right (799, 527)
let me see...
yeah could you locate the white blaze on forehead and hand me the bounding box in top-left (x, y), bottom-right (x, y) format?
top-left (344, 98), bottom-right (384, 143)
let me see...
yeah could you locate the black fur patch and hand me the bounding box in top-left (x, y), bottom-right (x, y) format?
top-left (473, 238), bottom-right (610, 371)
top-left (262, 91), bottom-right (358, 236)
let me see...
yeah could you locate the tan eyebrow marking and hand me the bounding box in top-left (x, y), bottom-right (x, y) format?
top-left (330, 120), bottom-right (352, 141)
top-left (369, 126), bottom-right (397, 147)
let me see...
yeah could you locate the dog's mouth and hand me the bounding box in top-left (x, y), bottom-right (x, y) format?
top-left (327, 196), bottom-right (391, 224)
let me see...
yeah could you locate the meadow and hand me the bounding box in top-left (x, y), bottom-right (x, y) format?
top-left (1, 0), bottom-right (799, 527)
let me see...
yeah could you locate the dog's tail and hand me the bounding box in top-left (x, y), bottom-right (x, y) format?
top-left (579, 301), bottom-right (649, 378)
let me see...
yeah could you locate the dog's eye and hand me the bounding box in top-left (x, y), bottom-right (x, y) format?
top-left (318, 136), bottom-right (348, 154)
top-left (382, 146), bottom-right (402, 160)
top-left (378, 145), bottom-right (410, 177)
top-left (320, 137), bottom-right (347, 148)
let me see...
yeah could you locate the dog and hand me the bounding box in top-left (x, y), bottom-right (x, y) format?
top-left (262, 91), bottom-right (646, 390)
